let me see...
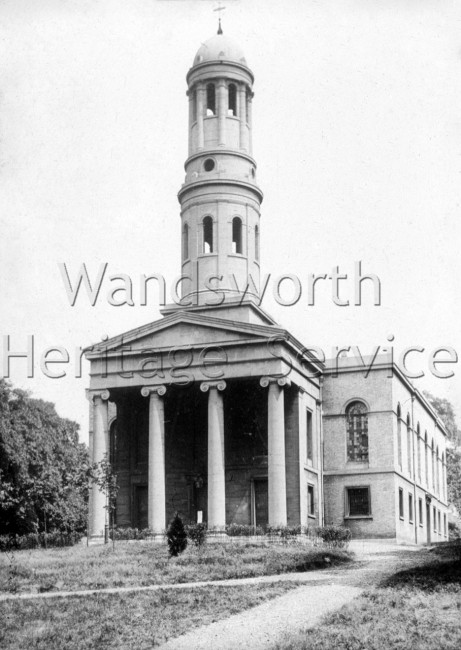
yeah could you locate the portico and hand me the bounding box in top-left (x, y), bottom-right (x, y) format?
top-left (86, 304), bottom-right (323, 543)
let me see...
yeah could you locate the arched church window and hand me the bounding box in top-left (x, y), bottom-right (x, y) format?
top-left (436, 445), bottom-right (440, 495)
top-left (397, 404), bottom-right (402, 468)
top-left (228, 83), bottom-right (237, 116)
top-left (417, 423), bottom-right (421, 482)
top-left (206, 83), bottom-right (216, 116)
top-left (182, 223), bottom-right (189, 261)
top-left (424, 431), bottom-right (428, 484)
top-left (232, 217), bottom-right (242, 254)
top-left (203, 216), bottom-right (213, 253)
top-left (406, 414), bottom-right (412, 476)
top-left (431, 439), bottom-right (435, 489)
top-left (255, 225), bottom-right (259, 261)
top-left (346, 401), bottom-right (368, 462)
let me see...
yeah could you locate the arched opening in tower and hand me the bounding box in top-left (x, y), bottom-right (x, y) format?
top-left (232, 217), bottom-right (242, 254)
top-left (206, 83), bottom-right (216, 116)
top-left (203, 216), bottom-right (213, 253)
top-left (228, 83), bottom-right (237, 116)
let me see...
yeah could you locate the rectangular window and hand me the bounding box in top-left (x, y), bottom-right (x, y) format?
top-left (444, 513), bottom-right (447, 536)
top-left (399, 488), bottom-right (404, 519)
top-left (418, 498), bottom-right (423, 527)
top-left (307, 484), bottom-right (315, 518)
top-left (433, 506), bottom-right (437, 532)
top-left (306, 409), bottom-right (313, 465)
top-left (346, 487), bottom-right (371, 517)
top-left (438, 510), bottom-right (441, 533)
top-left (409, 493), bottom-right (414, 524)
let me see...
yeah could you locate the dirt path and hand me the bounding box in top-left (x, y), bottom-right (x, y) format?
top-left (158, 584), bottom-right (362, 650)
top-left (0, 541), bottom-right (424, 604)
top-left (156, 543), bottom-right (425, 650)
top-left (0, 542), bottom-right (427, 649)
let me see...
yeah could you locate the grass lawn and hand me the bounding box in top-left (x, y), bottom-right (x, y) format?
top-left (0, 541), bottom-right (351, 594)
top-left (0, 581), bottom-right (301, 649)
top-left (274, 544), bottom-right (461, 650)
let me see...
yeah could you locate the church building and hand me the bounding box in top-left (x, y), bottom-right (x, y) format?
top-left (85, 26), bottom-right (448, 545)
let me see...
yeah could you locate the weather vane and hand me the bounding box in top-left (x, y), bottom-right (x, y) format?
top-left (213, 2), bottom-right (226, 34)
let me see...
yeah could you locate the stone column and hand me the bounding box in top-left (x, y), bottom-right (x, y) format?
top-left (201, 380), bottom-right (227, 531)
top-left (247, 92), bottom-right (253, 155)
top-left (239, 84), bottom-right (247, 151)
top-left (197, 84), bottom-right (204, 150)
top-left (141, 385), bottom-right (167, 537)
top-left (260, 377), bottom-right (288, 526)
top-left (88, 389), bottom-right (110, 543)
top-left (187, 89), bottom-right (194, 154)
top-left (218, 79), bottom-right (227, 147)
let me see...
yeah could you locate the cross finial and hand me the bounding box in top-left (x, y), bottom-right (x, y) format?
top-left (213, 2), bottom-right (225, 34)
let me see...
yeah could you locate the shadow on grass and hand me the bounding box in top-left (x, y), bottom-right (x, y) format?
top-left (381, 546), bottom-right (461, 591)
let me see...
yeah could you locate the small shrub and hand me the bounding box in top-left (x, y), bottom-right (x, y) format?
top-left (166, 512), bottom-right (187, 557)
top-left (266, 525), bottom-right (305, 541)
top-left (316, 525), bottom-right (351, 548)
top-left (109, 527), bottom-right (153, 541)
top-left (226, 524), bottom-right (265, 537)
top-left (186, 523), bottom-right (207, 548)
top-left (448, 521), bottom-right (461, 541)
top-left (0, 531), bottom-right (83, 552)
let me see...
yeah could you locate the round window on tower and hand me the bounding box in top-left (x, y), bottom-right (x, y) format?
top-left (204, 158), bottom-right (215, 172)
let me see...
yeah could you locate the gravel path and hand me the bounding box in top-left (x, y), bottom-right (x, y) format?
top-left (0, 541), bottom-right (427, 650)
top-left (158, 583), bottom-right (361, 650)
top-left (156, 543), bottom-right (426, 650)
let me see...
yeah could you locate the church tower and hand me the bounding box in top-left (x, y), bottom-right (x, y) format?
top-left (177, 25), bottom-right (263, 306)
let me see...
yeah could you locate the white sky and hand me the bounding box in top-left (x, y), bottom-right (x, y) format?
top-left (1, 0), bottom-right (460, 444)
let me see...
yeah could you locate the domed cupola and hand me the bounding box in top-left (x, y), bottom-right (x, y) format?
top-left (193, 32), bottom-right (248, 67)
top-left (178, 25), bottom-right (263, 307)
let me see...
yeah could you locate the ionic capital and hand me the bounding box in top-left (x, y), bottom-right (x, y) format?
top-left (200, 380), bottom-right (227, 393)
top-left (141, 385), bottom-right (167, 398)
top-left (86, 389), bottom-right (111, 403)
top-left (259, 376), bottom-right (291, 388)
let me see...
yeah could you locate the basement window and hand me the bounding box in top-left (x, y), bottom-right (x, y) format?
top-left (346, 487), bottom-right (371, 518)
top-left (399, 488), bottom-right (404, 519)
top-left (307, 484), bottom-right (315, 518)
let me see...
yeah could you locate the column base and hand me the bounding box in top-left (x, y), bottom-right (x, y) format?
top-left (88, 535), bottom-right (106, 546)
top-left (206, 529), bottom-right (228, 543)
top-left (145, 533), bottom-right (166, 544)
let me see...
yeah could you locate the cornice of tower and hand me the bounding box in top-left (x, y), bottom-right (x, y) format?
top-left (177, 177), bottom-right (263, 204)
top-left (184, 149), bottom-right (257, 170)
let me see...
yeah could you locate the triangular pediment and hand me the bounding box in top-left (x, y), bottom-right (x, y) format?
top-left (85, 310), bottom-right (283, 358)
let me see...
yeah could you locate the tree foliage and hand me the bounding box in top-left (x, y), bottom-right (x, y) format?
top-left (167, 512), bottom-right (187, 557)
top-left (423, 391), bottom-right (461, 445)
top-left (0, 379), bottom-right (89, 535)
top-left (424, 390), bottom-right (461, 514)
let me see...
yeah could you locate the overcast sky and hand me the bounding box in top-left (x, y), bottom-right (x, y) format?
top-left (1, 0), bottom-right (460, 444)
